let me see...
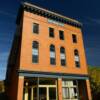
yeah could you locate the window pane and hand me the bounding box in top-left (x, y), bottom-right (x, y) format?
top-left (60, 53), bottom-right (66, 59)
top-left (74, 56), bottom-right (79, 61)
top-left (62, 88), bottom-right (69, 99)
top-left (61, 59), bottom-right (66, 66)
top-left (72, 34), bottom-right (77, 43)
top-left (32, 55), bottom-right (38, 63)
top-left (59, 30), bottom-right (64, 40)
top-left (33, 23), bottom-right (39, 34)
top-left (49, 88), bottom-right (56, 100)
top-left (75, 61), bottom-right (80, 67)
top-left (60, 47), bottom-right (66, 66)
top-left (62, 80), bottom-right (79, 99)
top-left (49, 27), bottom-right (54, 37)
top-left (32, 41), bottom-right (39, 63)
top-left (50, 52), bottom-right (55, 58)
top-left (60, 47), bottom-right (65, 53)
top-left (50, 58), bottom-right (56, 65)
top-left (74, 49), bottom-right (78, 56)
top-left (32, 49), bottom-right (38, 55)
top-left (32, 41), bottom-right (38, 48)
top-left (50, 45), bottom-right (55, 51)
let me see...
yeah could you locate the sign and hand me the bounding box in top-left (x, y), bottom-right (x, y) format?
top-left (48, 19), bottom-right (64, 26)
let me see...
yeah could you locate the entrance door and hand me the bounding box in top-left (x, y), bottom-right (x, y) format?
top-left (49, 87), bottom-right (56, 100)
top-left (39, 87), bottom-right (47, 100)
top-left (39, 86), bottom-right (57, 100)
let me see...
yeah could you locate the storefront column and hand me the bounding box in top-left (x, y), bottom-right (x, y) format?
top-left (25, 88), bottom-right (28, 100)
top-left (86, 79), bottom-right (92, 100)
top-left (58, 78), bottom-right (62, 100)
top-left (31, 87), bottom-right (33, 100)
top-left (17, 76), bottom-right (24, 100)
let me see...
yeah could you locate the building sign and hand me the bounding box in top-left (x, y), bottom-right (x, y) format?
top-left (48, 19), bottom-right (64, 26)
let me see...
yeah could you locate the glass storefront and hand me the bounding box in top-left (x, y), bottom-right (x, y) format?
top-left (23, 77), bottom-right (57, 100)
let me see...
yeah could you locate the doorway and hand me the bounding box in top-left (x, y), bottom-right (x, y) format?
top-left (39, 86), bottom-right (57, 100)
top-left (23, 77), bottom-right (57, 100)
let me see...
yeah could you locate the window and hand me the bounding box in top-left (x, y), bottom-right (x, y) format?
top-left (62, 80), bottom-right (79, 100)
top-left (72, 34), bottom-right (77, 43)
top-left (32, 41), bottom-right (39, 63)
top-left (49, 27), bottom-right (54, 37)
top-left (50, 44), bottom-right (56, 65)
top-left (60, 47), bottom-right (66, 66)
top-left (74, 49), bottom-right (80, 67)
top-left (33, 23), bottom-right (39, 34)
top-left (59, 30), bottom-right (64, 40)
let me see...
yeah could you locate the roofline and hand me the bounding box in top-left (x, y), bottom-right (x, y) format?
top-left (23, 2), bottom-right (82, 25)
top-left (16, 2), bottom-right (82, 28)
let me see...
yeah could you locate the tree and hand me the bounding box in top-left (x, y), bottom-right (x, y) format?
top-left (88, 66), bottom-right (100, 100)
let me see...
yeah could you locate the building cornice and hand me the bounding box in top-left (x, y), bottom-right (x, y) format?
top-left (17, 2), bottom-right (82, 28)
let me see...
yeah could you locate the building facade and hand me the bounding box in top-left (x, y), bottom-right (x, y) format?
top-left (6, 2), bottom-right (92, 100)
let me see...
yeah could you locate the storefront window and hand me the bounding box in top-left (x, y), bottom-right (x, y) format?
top-left (62, 80), bottom-right (79, 100)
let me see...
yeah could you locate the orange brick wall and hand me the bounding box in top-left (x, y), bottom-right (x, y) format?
top-left (19, 11), bottom-right (88, 75)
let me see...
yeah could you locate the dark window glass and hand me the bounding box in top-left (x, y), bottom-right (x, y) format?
top-left (33, 23), bottom-right (39, 34)
top-left (75, 61), bottom-right (80, 67)
top-left (32, 41), bottom-right (38, 48)
top-left (59, 30), bottom-right (64, 40)
top-left (74, 49), bottom-right (79, 56)
top-left (50, 44), bottom-right (55, 51)
top-left (60, 47), bottom-right (66, 66)
top-left (73, 80), bottom-right (77, 85)
top-left (72, 34), bottom-right (77, 43)
top-left (50, 44), bottom-right (56, 65)
top-left (74, 49), bottom-right (80, 67)
top-left (32, 41), bottom-right (39, 63)
top-left (60, 47), bottom-right (65, 53)
top-left (61, 59), bottom-right (66, 66)
top-left (32, 55), bottom-right (38, 63)
top-left (50, 58), bottom-right (56, 65)
top-left (49, 27), bottom-right (54, 37)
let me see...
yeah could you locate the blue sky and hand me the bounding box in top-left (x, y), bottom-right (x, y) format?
top-left (0, 0), bottom-right (100, 80)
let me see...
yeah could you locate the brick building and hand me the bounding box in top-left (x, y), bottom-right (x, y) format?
top-left (5, 2), bottom-right (92, 100)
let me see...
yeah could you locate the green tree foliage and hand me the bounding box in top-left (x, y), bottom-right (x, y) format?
top-left (88, 66), bottom-right (100, 100)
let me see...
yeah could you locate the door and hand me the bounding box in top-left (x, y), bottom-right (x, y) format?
top-left (49, 87), bottom-right (56, 100)
top-left (39, 87), bottom-right (47, 100)
top-left (39, 86), bottom-right (57, 100)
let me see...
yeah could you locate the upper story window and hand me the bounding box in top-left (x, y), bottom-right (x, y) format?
top-left (33, 23), bottom-right (39, 34)
top-left (32, 41), bottom-right (39, 63)
top-left (74, 49), bottom-right (80, 67)
top-left (50, 44), bottom-right (56, 65)
top-left (49, 27), bottom-right (54, 38)
top-left (72, 34), bottom-right (77, 43)
top-left (60, 47), bottom-right (66, 66)
top-left (59, 30), bottom-right (64, 40)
